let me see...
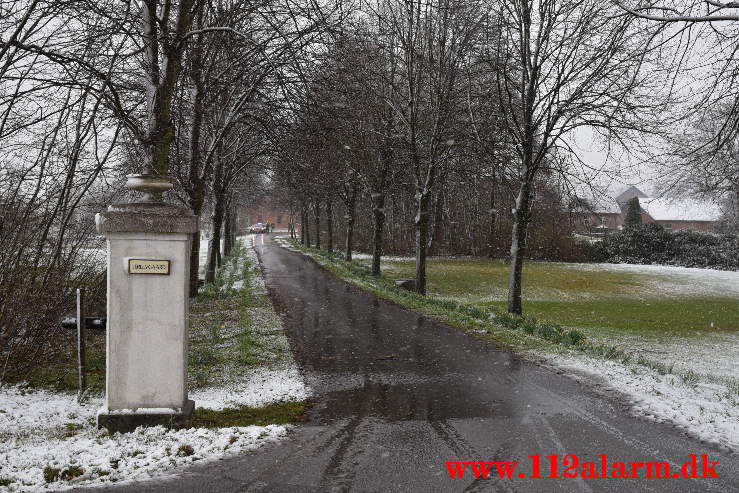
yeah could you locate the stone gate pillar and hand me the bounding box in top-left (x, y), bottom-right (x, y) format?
top-left (95, 174), bottom-right (198, 433)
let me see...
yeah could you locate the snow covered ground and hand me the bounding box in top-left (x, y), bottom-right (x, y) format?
top-left (0, 387), bottom-right (289, 491)
top-left (272, 236), bottom-right (414, 263)
top-left (530, 264), bottom-right (739, 450)
top-left (350, 252), bottom-right (415, 262)
top-left (0, 236), bottom-right (309, 492)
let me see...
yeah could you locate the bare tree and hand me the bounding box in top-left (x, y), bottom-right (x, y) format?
top-left (494, 0), bottom-right (659, 314)
top-left (380, 0), bottom-right (485, 294)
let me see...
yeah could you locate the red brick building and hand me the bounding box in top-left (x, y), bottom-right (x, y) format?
top-left (574, 186), bottom-right (723, 235)
top-left (237, 196), bottom-right (295, 233)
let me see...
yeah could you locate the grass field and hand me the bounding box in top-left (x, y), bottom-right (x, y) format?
top-left (374, 258), bottom-right (739, 340)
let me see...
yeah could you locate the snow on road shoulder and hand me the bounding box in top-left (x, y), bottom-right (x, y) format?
top-left (0, 237), bottom-right (309, 492)
top-left (537, 350), bottom-right (739, 452)
top-left (272, 235), bottom-right (298, 252)
top-left (191, 366), bottom-right (310, 411)
top-left (244, 235), bottom-right (267, 294)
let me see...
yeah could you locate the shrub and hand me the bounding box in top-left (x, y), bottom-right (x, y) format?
top-left (0, 245), bottom-right (106, 385)
top-left (593, 224), bottom-right (739, 270)
top-left (563, 329), bottom-right (587, 346)
top-left (177, 444), bottom-right (195, 457)
top-left (60, 466), bottom-right (84, 481)
top-left (624, 197), bottom-right (642, 227)
top-left (43, 467), bottom-right (60, 483)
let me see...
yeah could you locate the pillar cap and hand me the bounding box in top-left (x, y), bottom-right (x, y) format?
top-left (96, 202), bottom-right (198, 234)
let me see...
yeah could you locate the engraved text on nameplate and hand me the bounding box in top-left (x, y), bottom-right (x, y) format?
top-left (128, 259), bottom-right (170, 275)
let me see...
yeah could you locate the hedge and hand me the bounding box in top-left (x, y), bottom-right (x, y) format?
top-left (592, 224), bottom-right (739, 270)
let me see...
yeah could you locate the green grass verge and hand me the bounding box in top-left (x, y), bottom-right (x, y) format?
top-left (190, 400), bottom-right (311, 428)
top-left (189, 243), bottom-right (298, 387)
top-left (482, 297), bottom-right (739, 338)
top-left (380, 258), bottom-right (652, 300)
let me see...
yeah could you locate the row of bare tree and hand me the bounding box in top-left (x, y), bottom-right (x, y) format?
top-left (274, 0), bottom-right (665, 313)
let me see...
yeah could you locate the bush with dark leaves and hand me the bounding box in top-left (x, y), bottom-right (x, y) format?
top-left (592, 224), bottom-right (739, 270)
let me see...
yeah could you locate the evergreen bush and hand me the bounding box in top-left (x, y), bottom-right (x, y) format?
top-left (593, 224), bottom-right (739, 270)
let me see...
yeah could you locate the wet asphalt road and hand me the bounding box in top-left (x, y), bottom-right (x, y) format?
top-left (84, 235), bottom-right (738, 492)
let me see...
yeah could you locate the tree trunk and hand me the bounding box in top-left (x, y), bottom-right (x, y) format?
top-left (304, 203), bottom-right (311, 247)
top-left (206, 153), bottom-right (225, 283)
top-left (488, 179), bottom-right (497, 259)
top-left (188, 192), bottom-right (206, 294)
top-left (429, 180), bottom-right (445, 256)
top-left (414, 189), bottom-right (432, 295)
top-left (507, 180), bottom-right (531, 315)
top-left (370, 192), bottom-right (385, 276)
top-left (345, 194), bottom-right (356, 261)
top-left (314, 201), bottom-right (321, 250)
top-left (185, 27), bottom-right (206, 295)
top-left (299, 202), bottom-right (306, 244)
top-left (224, 202), bottom-right (233, 257)
top-left (206, 193), bottom-right (225, 284)
top-left (326, 199), bottom-right (333, 254)
top-left (141, 0), bottom-right (197, 175)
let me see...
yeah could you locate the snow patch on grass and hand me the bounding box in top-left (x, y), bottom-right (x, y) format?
top-left (567, 262), bottom-right (739, 298)
top-left (587, 331), bottom-right (739, 382)
top-left (273, 237), bottom-right (412, 262)
top-left (350, 253), bottom-right (415, 262)
top-left (271, 236), bottom-right (299, 252)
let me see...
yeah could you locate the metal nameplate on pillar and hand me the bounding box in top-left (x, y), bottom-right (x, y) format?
top-left (128, 259), bottom-right (171, 275)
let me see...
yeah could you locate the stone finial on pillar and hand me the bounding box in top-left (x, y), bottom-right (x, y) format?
top-left (125, 173), bottom-right (174, 202)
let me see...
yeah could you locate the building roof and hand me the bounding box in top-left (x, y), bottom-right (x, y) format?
top-left (575, 185), bottom-right (724, 223)
top-left (641, 197), bottom-right (724, 222)
top-left (615, 185), bottom-right (648, 206)
top-left (574, 196), bottom-right (621, 214)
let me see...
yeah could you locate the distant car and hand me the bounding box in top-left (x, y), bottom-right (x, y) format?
top-left (249, 223), bottom-right (266, 234)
